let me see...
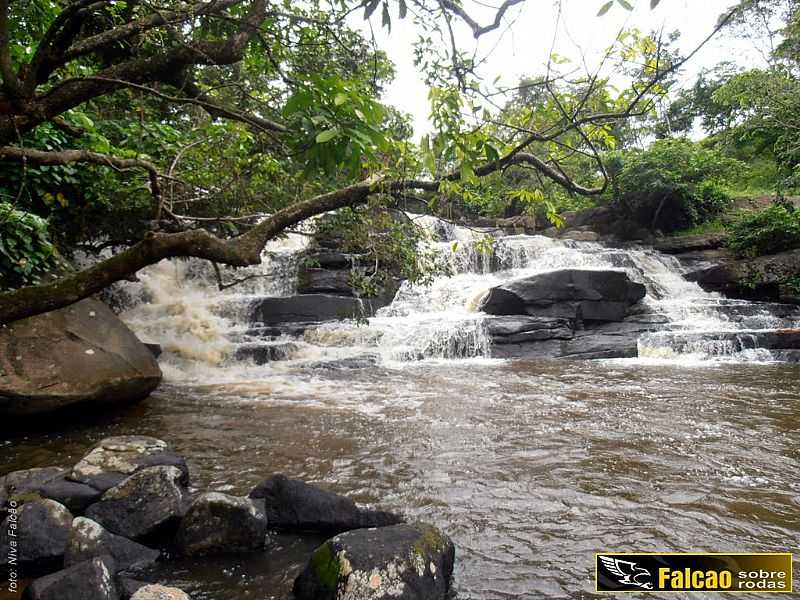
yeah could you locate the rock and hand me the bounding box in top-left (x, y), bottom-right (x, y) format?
top-left (175, 492), bottom-right (267, 556)
top-left (0, 467), bottom-right (63, 507)
top-left (638, 329), bottom-right (800, 357)
top-left (0, 298), bottom-right (162, 417)
top-left (119, 576), bottom-right (150, 600)
top-left (85, 466), bottom-right (188, 541)
top-left (25, 556), bottom-right (119, 600)
top-left (249, 474), bottom-right (403, 534)
top-left (654, 233), bottom-right (729, 254)
top-left (0, 499), bottom-right (72, 572)
top-left (252, 295), bottom-right (381, 325)
top-left (64, 517), bottom-right (160, 572)
top-left (233, 342), bottom-right (299, 365)
top-left (686, 249), bottom-right (800, 302)
top-left (305, 354), bottom-right (381, 370)
top-left (485, 316), bottom-right (573, 344)
top-left (70, 436), bottom-right (189, 493)
top-left (559, 229), bottom-right (600, 242)
top-left (293, 522), bottom-right (455, 600)
top-left (39, 477), bottom-right (103, 514)
top-left (129, 584), bottom-right (191, 600)
top-left (479, 269), bottom-right (646, 322)
top-left (298, 268), bottom-right (358, 296)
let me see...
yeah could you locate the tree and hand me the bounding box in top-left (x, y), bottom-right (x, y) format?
top-left (0, 0), bottom-right (732, 324)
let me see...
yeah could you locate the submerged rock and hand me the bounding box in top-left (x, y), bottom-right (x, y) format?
top-left (480, 268), bottom-right (646, 322)
top-left (175, 492), bottom-right (267, 556)
top-left (70, 436), bottom-right (189, 493)
top-left (25, 556), bottom-right (118, 600)
top-left (85, 466), bottom-right (188, 541)
top-left (0, 499), bottom-right (72, 572)
top-left (293, 522), bottom-right (455, 600)
top-left (64, 517), bottom-right (160, 572)
top-left (0, 298), bottom-right (161, 418)
top-left (130, 584), bottom-right (191, 600)
top-left (249, 474), bottom-right (403, 534)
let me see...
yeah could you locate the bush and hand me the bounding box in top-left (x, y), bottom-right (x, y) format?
top-left (727, 203), bottom-right (800, 257)
top-left (612, 139), bottom-right (741, 232)
top-left (0, 202), bottom-right (59, 290)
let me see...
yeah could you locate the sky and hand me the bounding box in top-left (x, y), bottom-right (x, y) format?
top-left (352, 0), bottom-right (770, 138)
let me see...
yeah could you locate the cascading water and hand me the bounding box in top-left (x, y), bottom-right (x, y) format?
top-left (114, 213), bottom-right (800, 377)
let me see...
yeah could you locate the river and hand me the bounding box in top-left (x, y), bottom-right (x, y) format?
top-left (2, 216), bottom-right (799, 599)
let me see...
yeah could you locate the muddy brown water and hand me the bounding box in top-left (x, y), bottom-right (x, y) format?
top-left (2, 359), bottom-right (799, 599)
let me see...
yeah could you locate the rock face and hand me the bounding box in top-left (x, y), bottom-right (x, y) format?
top-left (0, 298), bottom-right (162, 417)
top-left (293, 522), bottom-right (455, 600)
top-left (129, 584), bottom-right (191, 600)
top-left (85, 466), bottom-right (188, 541)
top-left (252, 295), bottom-right (383, 325)
top-left (653, 233), bottom-right (728, 254)
top-left (249, 474), bottom-right (403, 534)
top-left (0, 467), bottom-right (63, 507)
top-left (686, 249), bottom-right (800, 302)
top-left (479, 269), bottom-right (646, 322)
top-left (25, 556), bottom-right (118, 600)
top-left (70, 435), bottom-right (189, 493)
top-left (0, 499), bottom-right (72, 571)
top-left (175, 492), bottom-right (267, 556)
top-left (64, 517), bottom-right (160, 572)
top-left (0, 467), bottom-right (101, 513)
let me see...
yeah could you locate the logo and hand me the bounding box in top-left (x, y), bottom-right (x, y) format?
top-left (595, 553), bottom-right (793, 593)
top-left (599, 556), bottom-right (653, 590)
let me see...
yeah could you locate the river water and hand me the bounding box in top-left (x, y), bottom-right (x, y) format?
top-left (3, 217), bottom-right (799, 598)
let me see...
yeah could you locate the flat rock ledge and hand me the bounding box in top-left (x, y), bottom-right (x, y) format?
top-left (1, 436), bottom-right (451, 600)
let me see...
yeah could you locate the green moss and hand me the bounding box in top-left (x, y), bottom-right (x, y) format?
top-left (310, 542), bottom-right (340, 592)
top-left (411, 524), bottom-right (446, 558)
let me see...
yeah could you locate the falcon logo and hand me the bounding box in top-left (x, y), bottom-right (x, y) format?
top-left (599, 556), bottom-right (654, 590)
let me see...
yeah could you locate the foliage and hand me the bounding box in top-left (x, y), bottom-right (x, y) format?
top-left (0, 203), bottom-right (58, 290)
top-left (727, 203), bottom-right (800, 257)
top-left (611, 139), bottom-right (741, 232)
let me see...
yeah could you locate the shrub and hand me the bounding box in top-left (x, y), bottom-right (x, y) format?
top-left (612, 139), bottom-right (741, 232)
top-left (727, 203), bottom-right (800, 257)
top-left (0, 202), bottom-right (59, 290)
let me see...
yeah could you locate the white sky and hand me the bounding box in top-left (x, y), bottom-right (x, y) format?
top-left (353, 0), bottom-right (770, 138)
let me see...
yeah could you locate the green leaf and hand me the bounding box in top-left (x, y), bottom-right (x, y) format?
top-left (398, 0), bottom-right (407, 18)
top-left (334, 93), bottom-right (348, 106)
top-left (597, 1), bottom-right (614, 16)
top-left (617, 0), bottom-right (633, 9)
top-left (363, 0), bottom-right (380, 19)
top-left (650, 0), bottom-right (661, 7)
top-left (315, 128), bottom-right (340, 143)
top-left (382, 2), bottom-right (391, 31)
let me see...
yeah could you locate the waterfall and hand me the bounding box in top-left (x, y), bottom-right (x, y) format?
top-left (110, 213), bottom-right (800, 378)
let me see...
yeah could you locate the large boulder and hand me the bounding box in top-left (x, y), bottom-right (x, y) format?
top-left (175, 492), bottom-right (267, 556)
top-left (64, 517), bottom-right (160, 572)
top-left (0, 499), bottom-right (72, 573)
top-left (479, 268), bottom-right (646, 322)
top-left (654, 233), bottom-right (729, 254)
top-left (0, 467), bottom-right (102, 514)
top-left (293, 522), bottom-right (455, 600)
top-left (69, 436), bottom-right (189, 493)
top-left (0, 298), bottom-right (161, 417)
top-left (85, 466), bottom-right (188, 541)
top-left (249, 474), bottom-right (403, 534)
top-left (252, 295), bottom-right (382, 325)
top-left (24, 556), bottom-right (119, 600)
top-left (0, 467), bottom-right (63, 508)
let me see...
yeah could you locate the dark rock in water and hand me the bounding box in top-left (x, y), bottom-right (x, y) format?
top-left (654, 233), bottom-right (728, 254)
top-left (252, 295), bottom-right (382, 325)
top-left (0, 499), bottom-right (72, 572)
top-left (638, 329), bottom-right (800, 357)
top-left (0, 467), bottom-right (63, 508)
top-left (39, 477), bottom-right (103, 514)
top-left (130, 584), bottom-right (191, 600)
top-left (85, 466), bottom-right (188, 541)
top-left (298, 268), bottom-right (358, 296)
top-left (69, 436), bottom-right (189, 493)
top-left (686, 249), bottom-right (800, 302)
top-left (479, 269), bottom-right (646, 322)
top-left (306, 354), bottom-right (381, 370)
top-left (118, 576), bottom-right (150, 600)
top-left (233, 342), bottom-right (299, 365)
top-left (0, 298), bottom-right (161, 418)
top-left (485, 316), bottom-right (574, 344)
top-left (64, 517), bottom-right (160, 572)
top-left (24, 556), bottom-right (118, 600)
top-left (249, 474), bottom-right (403, 534)
top-left (293, 522), bottom-right (455, 600)
top-left (175, 492), bottom-right (267, 556)
top-left (143, 344), bottom-right (162, 359)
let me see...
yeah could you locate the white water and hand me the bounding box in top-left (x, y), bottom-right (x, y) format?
top-left (114, 214), bottom-right (800, 379)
